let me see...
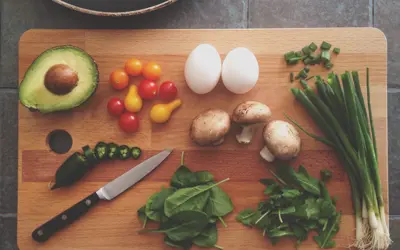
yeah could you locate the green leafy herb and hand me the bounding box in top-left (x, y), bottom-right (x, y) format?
top-left (237, 164), bottom-right (340, 248)
top-left (313, 212), bottom-right (341, 248)
top-left (236, 208), bottom-right (257, 226)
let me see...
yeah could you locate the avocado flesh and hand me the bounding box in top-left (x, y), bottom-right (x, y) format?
top-left (19, 46), bottom-right (98, 113)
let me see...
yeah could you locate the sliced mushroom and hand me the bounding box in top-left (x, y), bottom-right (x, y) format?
top-left (260, 120), bottom-right (301, 162)
top-left (232, 101), bottom-right (272, 144)
top-left (190, 109), bottom-right (231, 146)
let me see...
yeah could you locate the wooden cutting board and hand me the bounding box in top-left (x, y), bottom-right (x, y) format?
top-left (18, 28), bottom-right (388, 250)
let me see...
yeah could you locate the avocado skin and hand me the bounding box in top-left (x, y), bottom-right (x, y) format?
top-left (19, 45), bottom-right (99, 113)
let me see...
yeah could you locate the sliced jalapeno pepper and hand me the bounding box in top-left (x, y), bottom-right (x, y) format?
top-left (108, 143), bottom-right (119, 160)
top-left (131, 147), bottom-right (142, 160)
top-left (94, 141), bottom-right (109, 161)
top-left (82, 145), bottom-right (98, 166)
top-left (118, 145), bottom-right (131, 160)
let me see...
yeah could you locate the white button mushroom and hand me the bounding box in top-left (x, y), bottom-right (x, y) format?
top-left (260, 120), bottom-right (301, 162)
top-left (222, 47), bottom-right (259, 94)
top-left (190, 109), bottom-right (231, 146)
top-left (184, 44), bottom-right (222, 94)
top-left (232, 101), bottom-right (272, 144)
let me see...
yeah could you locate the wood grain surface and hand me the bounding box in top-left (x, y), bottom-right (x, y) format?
top-left (18, 28), bottom-right (388, 250)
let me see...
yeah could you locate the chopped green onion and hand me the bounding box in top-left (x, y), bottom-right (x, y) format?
top-left (296, 69), bottom-right (308, 79)
top-left (295, 51), bottom-right (302, 57)
top-left (302, 46), bottom-right (312, 55)
top-left (304, 66), bottom-right (310, 73)
top-left (290, 72), bottom-right (294, 82)
top-left (333, 48), bottom-right (340, 54)
top-left (303, 57), bottom-right (312, 65)
top-left (284, 51), bottom-right (296, 61)
top-left (320, 41), bottom-right (332, 50)
top-left (324, 62), bottom-right (334, 69)
top-left (306, 75), bottom-right (315, 81)
top-left (321, 51), bottom-right (331, 63)
top-left (309, 42), bottom-right (318, 52)
top-left (287, 57), bottom-right (302, 65)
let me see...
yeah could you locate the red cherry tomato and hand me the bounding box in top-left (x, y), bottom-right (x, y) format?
top-left (138, 79), bottom-right (158, 100)
top-left (159, 81), bottom-right (178, 101)
top-left (107, 97), bottom-right (125, 116)
top-left (119, 112), bottom-right (139, 133)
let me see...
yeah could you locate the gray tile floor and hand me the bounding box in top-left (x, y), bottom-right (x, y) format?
top-left (1, 0), bottom-right (399, 249)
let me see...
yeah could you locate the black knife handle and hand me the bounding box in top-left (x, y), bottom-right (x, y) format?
top-left (32, 192), bottom-right (101, 242)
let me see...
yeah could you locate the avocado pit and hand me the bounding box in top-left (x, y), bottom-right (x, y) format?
top-left (44, 64), bottom-right (79, 95)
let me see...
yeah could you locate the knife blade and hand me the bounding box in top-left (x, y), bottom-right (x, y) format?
top-left (32, 149), bottom-right (172, 242)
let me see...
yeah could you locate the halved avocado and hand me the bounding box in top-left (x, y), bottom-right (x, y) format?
top-left (19, 45), bottom-right (99, 113)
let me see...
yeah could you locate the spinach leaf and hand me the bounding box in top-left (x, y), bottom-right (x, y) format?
top-left (193, 223), bottom-right (218, 248)
top-left (171, 167), bottom-right (215, 188)
top-left (164, 179), bottom-right (228, 217)
top-left (140, 211), bottom-right (208, 242)
top-left (205, 186), bottom-right (233, 217)
top-left (145, 187), bottom-right (175, 221)
top-left (137, 205), bottom-right (148, 228)
top-left (170, 165), bottom-right (192, 188)
top-left (164, 236), bottom-right (192, 250)
top-left (209, 216), bottom-right (217, 224)
top-left (236, 208), bottom-right (257, 226)
top-left (313, 212), bottom-right (341, 249)
top-left (170, 153), bottom-right (214, 188)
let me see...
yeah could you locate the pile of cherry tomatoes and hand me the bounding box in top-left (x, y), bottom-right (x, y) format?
top-left (108, 58), bottom-right (179, 133)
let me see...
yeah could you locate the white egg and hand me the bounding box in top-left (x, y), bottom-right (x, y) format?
top-left (222, 47), bottom-right (259, 94)
top-left (184, 44), bottom-right (222, 94)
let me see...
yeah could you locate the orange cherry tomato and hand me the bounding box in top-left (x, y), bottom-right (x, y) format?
top-left (109, 69), bottom-right (129, 90)
top-left (143, 62), bottom-right (161, 81)
top-left (125, 58), bottom-right (143, 76)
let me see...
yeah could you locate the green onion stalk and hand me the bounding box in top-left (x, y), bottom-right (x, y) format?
top-left (288, 69), bottom-right (391, 249)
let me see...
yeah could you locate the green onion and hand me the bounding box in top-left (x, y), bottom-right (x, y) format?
top-left (309, 42), bottom-right (318, 52)
top-left (290, 72), bottom-right (294, 83)
top-left (284, 51), bottom-right (296, 61)
top-left (289, 70), bottom-right (391, 249)
top-left (295, 51), bottom-right (302, 57)
top-left (320, 41), bottom-right (332, 50)
top-left (324, 62), bottom-right (333, 69)
top-left (321, 51), bottom-right (331, 63)
top-left (333, 48), bottom-right (340, 54)
top-left (287, 57), bottom-right (302, 65)
top-left (302, 46), bottom-right (312, 55)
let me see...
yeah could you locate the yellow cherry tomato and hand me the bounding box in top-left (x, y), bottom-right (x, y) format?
top-left (143, 62), bottom-right (162, 81)
top-left (124, 85), bottom-right (143, 113)
top-left (150, 99), bottom-right (182, 124)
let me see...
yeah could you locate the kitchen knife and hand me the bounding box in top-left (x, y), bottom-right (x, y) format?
top-left (32, 149), bottom-right (172, 242)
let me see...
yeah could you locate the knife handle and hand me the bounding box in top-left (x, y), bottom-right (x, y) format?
top-left (32, 192), bottom-right (100, 242)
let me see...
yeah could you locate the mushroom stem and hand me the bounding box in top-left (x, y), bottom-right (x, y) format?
top-left (236, 125), bottom-right (255, 144)
top-left (260, 146), bottom-right (275, 162)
